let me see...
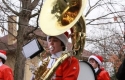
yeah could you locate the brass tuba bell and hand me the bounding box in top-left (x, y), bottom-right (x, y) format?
top-left (39, 0), bottom-right (87, 36)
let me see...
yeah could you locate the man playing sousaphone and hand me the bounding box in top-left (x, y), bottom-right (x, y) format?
top-left (36, 0), bottom-right (87, 79)
top-left (31, 32), bottom-right (80, 80)
top-left (46, 32), bottom-right (79, 80)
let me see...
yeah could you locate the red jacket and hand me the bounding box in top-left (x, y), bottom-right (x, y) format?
top-left (52, 56), bottom-right (79, 80)
top-left (97, 68), bottom-right (110, 80)
top-left (0, 64), bottom-right (14, 80)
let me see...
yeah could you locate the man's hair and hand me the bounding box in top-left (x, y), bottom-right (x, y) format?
top-left (61, 41), bottom-right (66, 51)
top-left (94, 59), bottom-right (100, 68)
top-left (0, 57), bottom-right (5, 64)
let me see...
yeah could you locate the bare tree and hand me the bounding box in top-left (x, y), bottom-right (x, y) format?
top-left (0, 0), bottom-right (44, 80)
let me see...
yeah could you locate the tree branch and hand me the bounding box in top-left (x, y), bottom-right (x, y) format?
top-left (30, 12), bottom-right (39, 18)
top-left (2, 0), bottom-right (20, 16)
top-left (28, 0), bottom-right (40, 10)
top-left (86, 11), bottom-right (125, 25)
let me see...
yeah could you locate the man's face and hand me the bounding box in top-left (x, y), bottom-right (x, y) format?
top-left (48, 36), bottom-right (63, 54)
top-left (89, 58), bottom-right (98, 69)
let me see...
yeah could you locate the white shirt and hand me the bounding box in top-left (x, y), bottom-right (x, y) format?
top-left (47, 51), bottom-right (63, 68)
top-left (94, 67), bottom-right (99, 73)
top-left (0, 62), bottom-right (3, 66)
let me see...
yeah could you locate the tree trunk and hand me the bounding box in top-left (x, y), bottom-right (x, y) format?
top-left (14, 16), bottom-right (29, 80)
top-left (2, 0), bottom-right (41, 80)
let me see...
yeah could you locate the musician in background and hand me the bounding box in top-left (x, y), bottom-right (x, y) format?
top-left (88, 55), bottom-right (110, 80)
top-left (0, 50), bottom-right (14, 80)
top-left (47, 33), bottom-right (79, 80)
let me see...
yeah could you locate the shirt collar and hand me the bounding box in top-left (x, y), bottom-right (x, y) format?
top-left (94, 67), bottom-right (99, 73)
top-left (0, 62), bottom-right (3, 66)
top-left (51, 51), bottom-right (63, 58)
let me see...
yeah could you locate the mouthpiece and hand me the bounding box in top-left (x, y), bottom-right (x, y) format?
top-left (49, 46), bottom-right (54, 50)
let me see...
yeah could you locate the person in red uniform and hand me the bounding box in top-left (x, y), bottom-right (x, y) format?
top-left (0, 50), bottom-right (14, 80)
top-left (88, 55), bottom-right (110, 80)
top-left (47, 33), bottom-right (79, 80)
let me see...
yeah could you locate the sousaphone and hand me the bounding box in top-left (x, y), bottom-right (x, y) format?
top-left (36, 0), bottom-right (95, 80)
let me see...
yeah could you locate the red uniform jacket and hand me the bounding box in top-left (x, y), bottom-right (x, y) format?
top-left (0, 64), bottom-right (14, 80)
top-left (97, 68), bottom-right (110, 80)
top-left (52, 56), bottom-right (79, 80)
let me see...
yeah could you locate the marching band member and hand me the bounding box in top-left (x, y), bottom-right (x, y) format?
top-left (0, 50), bottom-right (14, 80)
top-left (88, 55), bottom-right (110, 80)
top-left (47, 33), bottom-right (79, 80)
